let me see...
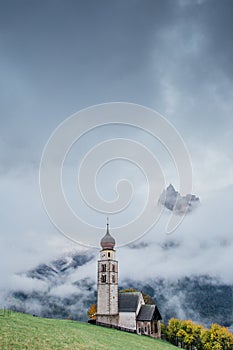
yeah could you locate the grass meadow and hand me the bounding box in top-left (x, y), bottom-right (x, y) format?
top-left (0, 310), bottom-right (178, 350)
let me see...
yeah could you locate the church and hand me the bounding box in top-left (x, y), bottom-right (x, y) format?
top-left (96, 221), bottom-right (162, 338)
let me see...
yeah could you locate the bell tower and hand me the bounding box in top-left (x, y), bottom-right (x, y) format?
top-left (96, 218), bottom-right (118, 326)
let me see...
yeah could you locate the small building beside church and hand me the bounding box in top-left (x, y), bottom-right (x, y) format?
top-left (96, 221), bottom-right (162, 338)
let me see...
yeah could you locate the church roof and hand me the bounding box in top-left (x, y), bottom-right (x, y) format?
top-left (118, 292), bottom-right (141, 312)
top-left (137, 304), bottom-right (162, 321)
top-left (100, 219), bottom-right (115, 250)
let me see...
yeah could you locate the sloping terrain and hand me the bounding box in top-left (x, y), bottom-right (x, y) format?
top-left (0, 311), bottom-right (178, 350)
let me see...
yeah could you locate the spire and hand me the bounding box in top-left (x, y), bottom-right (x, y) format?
top-left (100, 218), bottom-right (115, 250)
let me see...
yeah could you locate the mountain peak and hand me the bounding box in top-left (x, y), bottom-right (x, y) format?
top-left (158, 184), bottom-right (200, 214)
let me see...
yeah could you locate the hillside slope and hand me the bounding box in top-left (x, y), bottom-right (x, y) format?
top-left (0, 311), bottom-right (177, 350)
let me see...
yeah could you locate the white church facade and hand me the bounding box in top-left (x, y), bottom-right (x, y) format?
top-left (96, 221), bottom-right (162, 338)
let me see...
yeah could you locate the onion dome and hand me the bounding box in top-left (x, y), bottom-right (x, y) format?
top-left (100, 218), bottom-right (115, 250)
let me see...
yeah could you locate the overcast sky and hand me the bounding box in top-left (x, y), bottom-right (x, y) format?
top-left (0, 0), bottom-right (233, 298)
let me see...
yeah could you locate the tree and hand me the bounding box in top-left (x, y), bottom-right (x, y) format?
top-left (87, 304), bottom-right (97, 320)
top-left (119, 288), bottom-right (156, 304)
top-left (201, 324), bottom-right (233, 350)
top-left (142, 292), bottom-right (156, 305)
top-left (166, 318), bottom-right (181, 346)
top-left (165, 318), bottom-right (233, 350)
top-left (160, 322), bottom-right (167, 338)
top-left (166, 318), bottom-right (202, 349)
top-left (119, 288), bottom-right (137, 293)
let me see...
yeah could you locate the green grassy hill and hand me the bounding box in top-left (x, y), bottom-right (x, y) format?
top-left (0, 310), bottom-right (178, 350)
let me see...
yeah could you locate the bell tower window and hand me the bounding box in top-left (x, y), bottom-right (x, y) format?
top-left (101, 274), bottom-right (106, 283)
top-left (101, 264), bottom-right (106, 272)
top-left (108, 252), bottom-right (110, 258)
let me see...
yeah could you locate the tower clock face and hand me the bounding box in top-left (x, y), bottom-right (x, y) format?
top-left (101, 253), bottom-right (106, 258)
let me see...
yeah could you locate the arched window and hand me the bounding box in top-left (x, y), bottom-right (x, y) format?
top-left (101, 264), bottom-right (106, 272)
top-left (112, 264), bottom-right (115, 272)
top-left (112, 275), bottom-right (115, 283)
top-left (101, 274), bottom-right (106, 283)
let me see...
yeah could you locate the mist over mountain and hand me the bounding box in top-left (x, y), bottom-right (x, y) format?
top-left (5, 250), bottom-right (233, 327)
top-left (5, 251), bottom-right (96, 321)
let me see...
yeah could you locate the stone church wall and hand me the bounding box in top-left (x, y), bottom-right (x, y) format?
top-left (96, 315), bottom-right (118, 327)
top-left (118, 312), bottom-right (136, 330)
top-left (97, 284), bottom-right (118, 315)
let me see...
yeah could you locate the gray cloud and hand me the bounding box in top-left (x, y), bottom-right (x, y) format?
top-left (0, 0), bottom-right (233, 311)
